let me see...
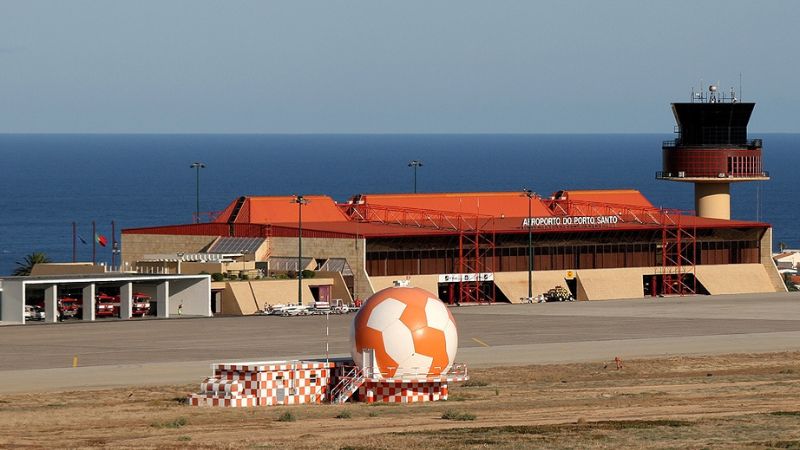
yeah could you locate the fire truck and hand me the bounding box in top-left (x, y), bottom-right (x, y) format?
top-left (130, 292), bottom-right (152, 317)
top-left (95, 292), bottom-right (152, 317)
top-left (95, 293), bottom-right (118, 317)
top-left (57, 296), bottom-right (81, 320)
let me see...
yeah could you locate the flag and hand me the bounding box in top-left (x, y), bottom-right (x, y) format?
top-left (78, 235), bottom-right (88, 245)
top-left (95, 233), bottom-right (108, 247)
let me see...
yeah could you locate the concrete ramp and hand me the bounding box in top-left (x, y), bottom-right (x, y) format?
top-left (695, 264), bottom-right (775, 295)
top-left (576, 268), bottom-right (644, 301)
top-left (224, 282), bottom-right (258, 315)
top-left (494, 271), bottom-right (570, 303)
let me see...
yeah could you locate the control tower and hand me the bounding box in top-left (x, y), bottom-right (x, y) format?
top-left (657, 84), bottom-right (769, 220)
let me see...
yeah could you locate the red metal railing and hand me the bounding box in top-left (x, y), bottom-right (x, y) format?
top-left (341, 202), bottom-right (497, 303)
top-left (123, 222), bottom-right (353, 240)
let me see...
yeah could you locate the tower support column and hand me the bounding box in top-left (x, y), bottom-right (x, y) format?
top-left (694, 183), bottom-right (730, 220)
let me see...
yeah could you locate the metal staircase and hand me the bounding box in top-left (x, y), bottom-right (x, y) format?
top-left (329, 366), bottom-right (365, 404)
top-left (228, 196), bottom-right (247, 223)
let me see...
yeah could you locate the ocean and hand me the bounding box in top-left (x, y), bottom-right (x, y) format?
top-left (0, 133), bottom-right (796, 276)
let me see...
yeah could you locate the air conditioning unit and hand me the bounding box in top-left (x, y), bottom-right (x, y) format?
top-left (678, 171), bottom-right (685, 178)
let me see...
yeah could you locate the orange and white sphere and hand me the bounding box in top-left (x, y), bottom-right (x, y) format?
top-left (351, 286), bottom-right (458, 378)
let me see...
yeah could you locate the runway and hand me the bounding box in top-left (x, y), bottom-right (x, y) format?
top-left (1, 292), bottom-right (798, 393)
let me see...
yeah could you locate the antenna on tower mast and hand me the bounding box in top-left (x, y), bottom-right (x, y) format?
top-left (739, 72), bottom-right (743, 101)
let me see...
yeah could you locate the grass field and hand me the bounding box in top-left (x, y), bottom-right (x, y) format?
top-left (2, 352), bottom-right (799, 449)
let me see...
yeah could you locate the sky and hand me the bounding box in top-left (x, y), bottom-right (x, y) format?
top-left (1, 1), bottom-right (799, 133)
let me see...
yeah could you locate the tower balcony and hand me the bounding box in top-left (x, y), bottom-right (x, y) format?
top-left (657, 145), bottom-right (769, 182)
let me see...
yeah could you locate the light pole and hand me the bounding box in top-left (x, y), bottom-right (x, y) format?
top-left (408, 160), bottom-right (423, 193)
top-left (292, 195), bottom-right (309, 305)
top-left (190, 162), bottom-right (206, 223)
top-left (523, 188), bottom-right (535, 299)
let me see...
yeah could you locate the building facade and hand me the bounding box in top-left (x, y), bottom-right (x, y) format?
top-left (121, 189), bottom-right (785, 312)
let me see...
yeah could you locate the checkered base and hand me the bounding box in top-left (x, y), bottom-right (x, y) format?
top-left (359, 380), bottom-right (449, 403)
top-left (189, 360), bottom-right (335, 408)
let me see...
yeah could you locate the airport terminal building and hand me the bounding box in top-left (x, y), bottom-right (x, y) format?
top-left (121, 189), bottom-right (785, 312)
top-left (120, 92), bottom-right (784, 312)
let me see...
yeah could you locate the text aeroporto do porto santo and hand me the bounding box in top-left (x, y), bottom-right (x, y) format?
top-left (522, 215), bottom-right (620, 228)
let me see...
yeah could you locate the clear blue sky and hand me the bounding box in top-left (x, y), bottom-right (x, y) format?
top-left (1, 1), bottom-right (798, 133)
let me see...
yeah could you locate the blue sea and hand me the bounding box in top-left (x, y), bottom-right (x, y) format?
top-left (0, 134), bottom-right (797, 276)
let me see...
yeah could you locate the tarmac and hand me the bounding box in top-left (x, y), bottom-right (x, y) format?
top-left (1, 292), bottom-right (798, 394)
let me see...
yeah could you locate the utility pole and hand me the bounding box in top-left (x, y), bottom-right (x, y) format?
top-left (92, 220), bottom-right (96, 264)
top-left (111, 220), bottom-right (117, 269)
top-left (190, 162), bottom-right (206, 223)
top-left (72, 222), bottom-right (77, 263)
top-left (408, 160), bottom-right (423, 193)
top-left (523, 189), bottom-right (536, 299)
top-left (291, 195), bottom-right (309, 305)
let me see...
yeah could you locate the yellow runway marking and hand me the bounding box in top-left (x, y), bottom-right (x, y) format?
top-left (471, 337), bottom-right (490, 347)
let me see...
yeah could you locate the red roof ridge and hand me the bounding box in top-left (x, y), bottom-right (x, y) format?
top-left (359, 191), bottom-right (532, 199)
top-left (562, 189), bottom-right (643, 194)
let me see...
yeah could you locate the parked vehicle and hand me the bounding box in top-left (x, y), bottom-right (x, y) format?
top-left (25, 305), bottom-right (45, 321)
top-left (130, 292), bottom-right (152, 317)
top-left (521, 294), bottom-right (547, 304)
top-left (331, 299), bottom-right (351, 314)
top-left (309, 301), bottom-right (331, 315)
top-left (279, 304), bottom-right (310, 316)
top-left (266, 304), bottom-right (288, 315)
top-left (58, 296), bottom-right (81, 319)
top-left (95, 293), bottom-right (119, 317)
top-left (544, 286), bottom-right (574, 302)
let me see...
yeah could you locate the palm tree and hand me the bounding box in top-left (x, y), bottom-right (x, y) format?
top-left (13, 252), bottom-right (51, 276)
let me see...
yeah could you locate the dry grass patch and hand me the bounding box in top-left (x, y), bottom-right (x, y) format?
top-left (1, 352), bottom-right (800, 449)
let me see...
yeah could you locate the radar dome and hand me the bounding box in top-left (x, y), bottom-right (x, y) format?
top-left (350, 286), bottom-right (458, 379)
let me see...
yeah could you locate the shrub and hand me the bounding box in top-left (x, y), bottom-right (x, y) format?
top-left (211, 273), bottom-right (224, 282)
top-left (287, 270), bottom-right (297, 279)
top-left (228, 273), bottom-right (238, 280)
top-left (335, 410), bottom-right (352, 419)
top-left (152, 417), bottom-right (188, 428)
top-left (240, 274), bottom-right (249, 280)
top-left (276, 411), bottom-right (296, 422)
top-left (441, 409), bottom-right (476, 421)
top-left (301, 269), bottom-right (316, 279)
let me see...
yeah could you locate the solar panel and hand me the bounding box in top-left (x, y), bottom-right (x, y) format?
top-left (268, 257), bottom-right (315, 271)
top-left (207, 237), bottom-right (265, 254)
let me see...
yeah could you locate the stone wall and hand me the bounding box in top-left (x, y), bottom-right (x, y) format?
top-left (269, 236), bottom-right (372, 300)
top-left (121, 234), bottom-right (217, 267)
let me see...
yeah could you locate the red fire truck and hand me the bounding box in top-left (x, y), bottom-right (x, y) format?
top-left (130, 292), bottom-right (152, 317)
top-left (95, 293), bottom-right (118, 317)
top-left (57, 296), bottom-right (81, 319)
top-left (95, 292), bottom-right (152, 317)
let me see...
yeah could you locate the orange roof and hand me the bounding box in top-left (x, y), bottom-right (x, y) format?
top-left (215, 189), bottom-right (678, 227)
top-left (128, 189), bottom-right (769, 239)
top-left (552, 190), bottom-right (654, 208)
top-left (216, 195), bottom-right (348, 224)
top-left (355, 192), bottom-right (553, 218)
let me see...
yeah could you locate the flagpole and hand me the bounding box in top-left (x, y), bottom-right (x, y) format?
top-left (72, 222), bottom-right (77, 263)
top-left (92, 221), bottom-right (96, 264)
top-left (111, 220), bottom-right (116, 269)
